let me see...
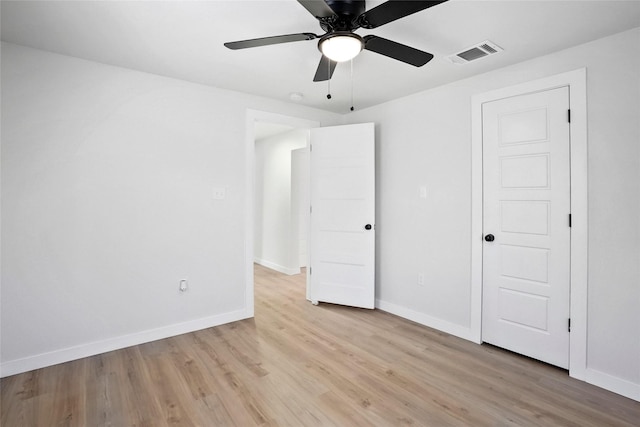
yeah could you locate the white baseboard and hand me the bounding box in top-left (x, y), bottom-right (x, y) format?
top-left (0, 308), bottom-right (251, 378)
top-left (375, 299), bottom-right (475, 342)
top-left (254, 258), bottom-right (300, 275)
top-left (581, 368), bottom-right (640, 402)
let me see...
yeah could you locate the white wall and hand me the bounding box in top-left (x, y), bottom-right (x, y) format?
top-left (254, 129), bottom-right (308, 274)
top-left (0, 42), bottom-right (341, 375)
top-left (291, 148), bottom-right (310, 268)
top-left (347, 27), bottom-right (640, 399)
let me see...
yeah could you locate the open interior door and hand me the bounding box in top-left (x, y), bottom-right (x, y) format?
top-left (308, 123), bottom-right (375, 309)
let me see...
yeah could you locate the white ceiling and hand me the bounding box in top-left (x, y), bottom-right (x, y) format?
top-left (254, 122), bottom-right (296, 141)
top-left (2, 1), bottom-right (639, 114)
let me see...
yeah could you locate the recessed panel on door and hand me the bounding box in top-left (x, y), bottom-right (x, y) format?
top-left (498, 288), bottom-right (549, 331)
top-left (315, 199), bottom-right (368, 231)
top-left (499, 107), bottom-right (549, 145)
top-left (500, 154), bottom-right (550, 189)
top-left (501, 245), bottom-right (549, 284)
top-left (318, 165), bottom-right (367, 200)
top-left (501, 201), bottom-right (549, 235)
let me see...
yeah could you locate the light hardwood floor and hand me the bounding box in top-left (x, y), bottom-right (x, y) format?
top-left (2, 264), bottom-right (639, 426)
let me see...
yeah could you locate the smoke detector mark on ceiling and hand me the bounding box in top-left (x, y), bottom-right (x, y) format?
top-left (448, 40), bottom-right (503, 64)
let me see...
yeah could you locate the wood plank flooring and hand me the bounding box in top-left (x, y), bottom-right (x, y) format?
top-left (2, 264), bottom-right (639, 426)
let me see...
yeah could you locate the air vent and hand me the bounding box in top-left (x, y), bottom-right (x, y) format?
top-left (448, 40), bottom-right (503, 64)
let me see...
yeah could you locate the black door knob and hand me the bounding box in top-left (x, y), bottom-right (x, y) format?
top-left (485, 234), bottom-right (495, 242)
top-left (364, 224), bottom-right (372, 230)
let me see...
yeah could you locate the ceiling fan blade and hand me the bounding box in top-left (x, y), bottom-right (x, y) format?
top-left (297, 0), bottom-right (337, 19)
top-left (363, 35), bottom-right (433, 67)
top-left (359, 0), bottom-right (448, 29)
top-left (313, 55), bottom-right (337, 82)
top-left (224, 33), bottom-right (318, 50)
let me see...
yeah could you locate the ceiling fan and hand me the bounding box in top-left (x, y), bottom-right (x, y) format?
top-left (224, 0), bottom-right (448, 82)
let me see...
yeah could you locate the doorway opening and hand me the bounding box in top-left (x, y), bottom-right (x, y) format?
top-left (254, 123), bottom-right (309, 275)
top-left (244, 110), bottom-right (319, 316)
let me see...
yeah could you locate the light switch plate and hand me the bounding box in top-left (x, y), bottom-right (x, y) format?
top-left (419, 186), bottom-right (428, 199)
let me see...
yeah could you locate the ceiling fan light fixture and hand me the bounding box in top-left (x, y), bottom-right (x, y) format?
top-left (319, 33), bottom-right (363, 62)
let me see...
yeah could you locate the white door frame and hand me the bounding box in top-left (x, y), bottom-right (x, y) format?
top-left (244, 110), bottom-right (319, 317)
top-left (470, 69), bottom-right (588, 381)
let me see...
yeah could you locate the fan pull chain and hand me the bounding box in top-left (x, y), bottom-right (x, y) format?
top-left (326, 59), bottom-right (332, 100)
top-left (350, 59), bottom-right (355, 111)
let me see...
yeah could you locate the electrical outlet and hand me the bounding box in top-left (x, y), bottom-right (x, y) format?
top-left (212, 187), bottom-right (226, 200)
top-left (417, 273), bottom-right (424, 286)
top-left (179, 279), bottom-right (188, 292)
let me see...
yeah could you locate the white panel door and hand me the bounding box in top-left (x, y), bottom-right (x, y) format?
top-left (482, 87), bottom-right (571, 368)
top-left (309, 123), bottom-right (375, 309)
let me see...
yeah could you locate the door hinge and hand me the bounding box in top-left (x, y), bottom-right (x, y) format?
top-left (309, 267), bottom-right (312, 275)
top-left (569, 213), bottom-right (572, 227)
top-left (310, 144), bottom-right (313, 152)
top-left (567, 109), bottom-right (571, 123)
top-left (310, 205), bottom-right (312, 214)
top-left (568, 318), bottom-right (571, 332)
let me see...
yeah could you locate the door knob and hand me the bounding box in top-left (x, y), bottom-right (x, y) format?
top-left (364, 224), bottom-right (372, 230)
top-left (484, 234), bottom-right (495, 242)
